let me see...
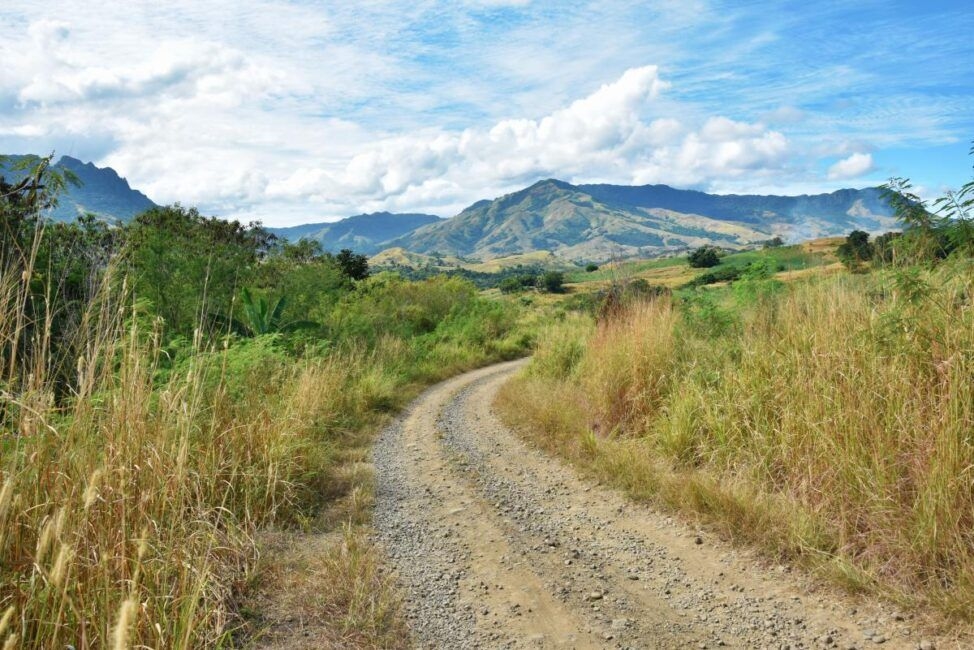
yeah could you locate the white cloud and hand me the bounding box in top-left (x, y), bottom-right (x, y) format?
top-left (259, 65), bottom-right (802, 219)
top-left (1, 1), bottom-right (969, 224)
top-left (827, 152), bottom-right (874, 180)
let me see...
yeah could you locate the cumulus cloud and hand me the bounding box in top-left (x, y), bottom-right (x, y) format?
top-left (827, 152), bottom-right (874, 180)
top-left (272, 65), bottom-right (792, 215)
top-left (6, 0), bottom-right (957, 225)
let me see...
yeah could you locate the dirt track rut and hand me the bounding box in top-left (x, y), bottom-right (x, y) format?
top-left (373, 360), bottom-right (951, 649)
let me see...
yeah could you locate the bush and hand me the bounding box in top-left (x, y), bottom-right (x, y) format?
top-left (538, 271), bottom-right (565, 293)
top-left (688, 245), bottom-right (721, 268)
top-left (336, 248), bottom-right (370, 280)
top-left (499, 274), bottom-right (538, 294)
top-left (836, 230), bottom-right (875, 271)
top-left (585, 263), bottom-right (599, 272)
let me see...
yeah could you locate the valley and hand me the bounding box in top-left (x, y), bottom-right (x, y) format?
top-left (3, 2), bottom-right (971, 648)
top-left (2, 153), bottom-right (972, 649)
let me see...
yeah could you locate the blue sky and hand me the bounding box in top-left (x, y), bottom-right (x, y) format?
top-left (1, 0), bottom-right (971, 225)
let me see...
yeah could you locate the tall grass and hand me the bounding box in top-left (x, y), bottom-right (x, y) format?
top-left (1, 248), bottom-right (533, 647)
top-left (1, 286), bottom-right (337, 646)
top-left (499, 263), bottom-right (974, 618)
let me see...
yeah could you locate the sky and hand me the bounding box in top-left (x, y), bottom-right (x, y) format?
top-left (1, 1), bottom-right (971, 226)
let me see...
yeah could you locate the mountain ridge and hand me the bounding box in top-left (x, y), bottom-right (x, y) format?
top-left (268, 211), bottom-right (443, 255)
top-left (388, 179), bottom-right (897, 263)
top-left (0, 154), bottom-right (157, 222)
top-left (1, 154), bottom-right (898, 264)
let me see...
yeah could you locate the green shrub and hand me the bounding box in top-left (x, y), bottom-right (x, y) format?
top-left (688, 245), bottom-right (721, 268)
top-left (538, 271), bottom-right (565, 293)
top-left (836, 230), bottom-right (874, 271)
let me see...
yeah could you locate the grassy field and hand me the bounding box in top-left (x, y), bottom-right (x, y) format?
top-left (564, 240), bottom-right (835, 289)
top-left (497, 253), bottom-right (974, 622)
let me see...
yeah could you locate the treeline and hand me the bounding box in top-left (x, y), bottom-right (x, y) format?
top-left (381, 261), bottom-right (568, 293)
top-left (833, 171), bottom-right (974, 272)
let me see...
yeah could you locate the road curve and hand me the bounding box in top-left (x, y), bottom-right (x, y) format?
top-left (373, 360), bottom-right (946, 649)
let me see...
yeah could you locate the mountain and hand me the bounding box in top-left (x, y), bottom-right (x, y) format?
top-left (0, 154), bottom-right (157, 222)
top-left (388, 179), bottom-right (897, 263)
top-left (269, 211), bottom-right (443, 255)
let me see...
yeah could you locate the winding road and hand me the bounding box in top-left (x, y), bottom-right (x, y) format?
top-left (373, 360), bottom-right (950, 649)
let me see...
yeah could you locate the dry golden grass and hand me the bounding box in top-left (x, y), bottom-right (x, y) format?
top-left (242, 527), bottom-right (407, 650)
top-left (802, 236), bottom-right (844, 255)
top-left (0, 260), bottom-right (414, 647)
top-left (498, 263), bottom-right (974, 622)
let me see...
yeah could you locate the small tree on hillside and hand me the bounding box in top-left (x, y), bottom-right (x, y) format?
top-left (836, 230), bottom-right (874, 272)
top-left (336, 248), bottom-right (369, 280)
top-left (537, 271), bottom-right (565, 293)
top-left (688, 245), bottom-right (721, 268)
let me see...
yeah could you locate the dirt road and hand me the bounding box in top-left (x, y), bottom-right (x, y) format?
top-left (373, 360), bottom-right (949, 649)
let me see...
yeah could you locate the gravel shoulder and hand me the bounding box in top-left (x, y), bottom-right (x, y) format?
top-left (373, 360), bottom-right (955, 649)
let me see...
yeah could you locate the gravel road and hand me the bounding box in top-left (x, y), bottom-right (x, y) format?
top-left (373, 359), bottom-right (953, 649)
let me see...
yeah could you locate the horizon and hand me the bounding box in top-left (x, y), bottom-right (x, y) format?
top-left (2, 1), bottom-right (971, 226)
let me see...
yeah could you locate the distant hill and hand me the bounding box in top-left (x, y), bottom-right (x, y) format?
top-left (269, 212), bottom-right (443, 254)
top-left (388, 179), bottom-right (898, 263)
top-left (369, 247), bottom-right (572, 273)
top-left (0, 154), bottom-right (157, 222)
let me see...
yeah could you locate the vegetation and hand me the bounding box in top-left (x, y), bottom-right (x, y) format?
top-left (687, 244), bottom-right (721, 268)
top-left (498, 149), bottom-right (974, 620)
top-left (836, 229), bottom-right (874, 270)
top-left (3, 142), bottom-right (971, 645)
top-left (0, 155), bottom-right (534, 648)
top-left (497, 270), bottom-right (565, 294)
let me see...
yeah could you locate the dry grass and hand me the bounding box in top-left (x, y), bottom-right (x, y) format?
top-left (0, 255), bottom-right (410, 647)
top-left (241, 527), bottom-right (407, 650)
top-left (0, 304), bottom-right (370, 647)
top-left (498, 263), bottom-right (974, 622)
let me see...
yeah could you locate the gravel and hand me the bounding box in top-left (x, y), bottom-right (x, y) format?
top-left (372, 361), bottom-right (952, 649)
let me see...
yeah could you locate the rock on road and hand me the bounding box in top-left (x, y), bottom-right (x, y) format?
top-left (373, 360), bottom-right (950, 649)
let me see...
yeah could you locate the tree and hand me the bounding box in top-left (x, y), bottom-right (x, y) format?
top-left (124, 205), bottom-right (274, 337)
top-left (537, 270), bottom-right (565, 293)
top-left (585, 263), bottom-right (599, 272)
top-left (336, 248), bottom-right (369, 281)
top-left (881, 178), bottom-right (947, 264)
top-left (763, 236), bottom-right (785, 249)
top-left (836, 230), bottom-right (875, 271)
top-left (688, 245), bottom-right (721, 268)
top-left (1, 153), bottom-right (78, 268)
top-left (872, 231), bottom-right (901, 266)
top-left (0, 154), bottom-right (109, 402)
top-left (498, 274), bottom-right (537, 294)
top-left (256, 244), bottom-right (349, 319)
top-left (933, 141), bottom-right (974, 256)
top-left (279, 238), bottom-right (324, 263)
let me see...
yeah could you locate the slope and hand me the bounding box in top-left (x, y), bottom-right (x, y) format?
top-left (390, 179), bottom-right (897, 263)
top-left (0, 154), bottom-right (156, 222)
top-left (269, 211), bottom-right (442, 254)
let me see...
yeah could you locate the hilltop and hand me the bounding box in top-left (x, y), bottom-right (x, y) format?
top-left (388, 179), bottom-right (896, 263)
top-left (0, 154), bottom-right (156, 222)
top-left (268, 211), bottom-right (442, 254)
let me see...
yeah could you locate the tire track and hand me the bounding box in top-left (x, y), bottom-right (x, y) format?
top-left (373, 360), bottom-right (949, 649)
